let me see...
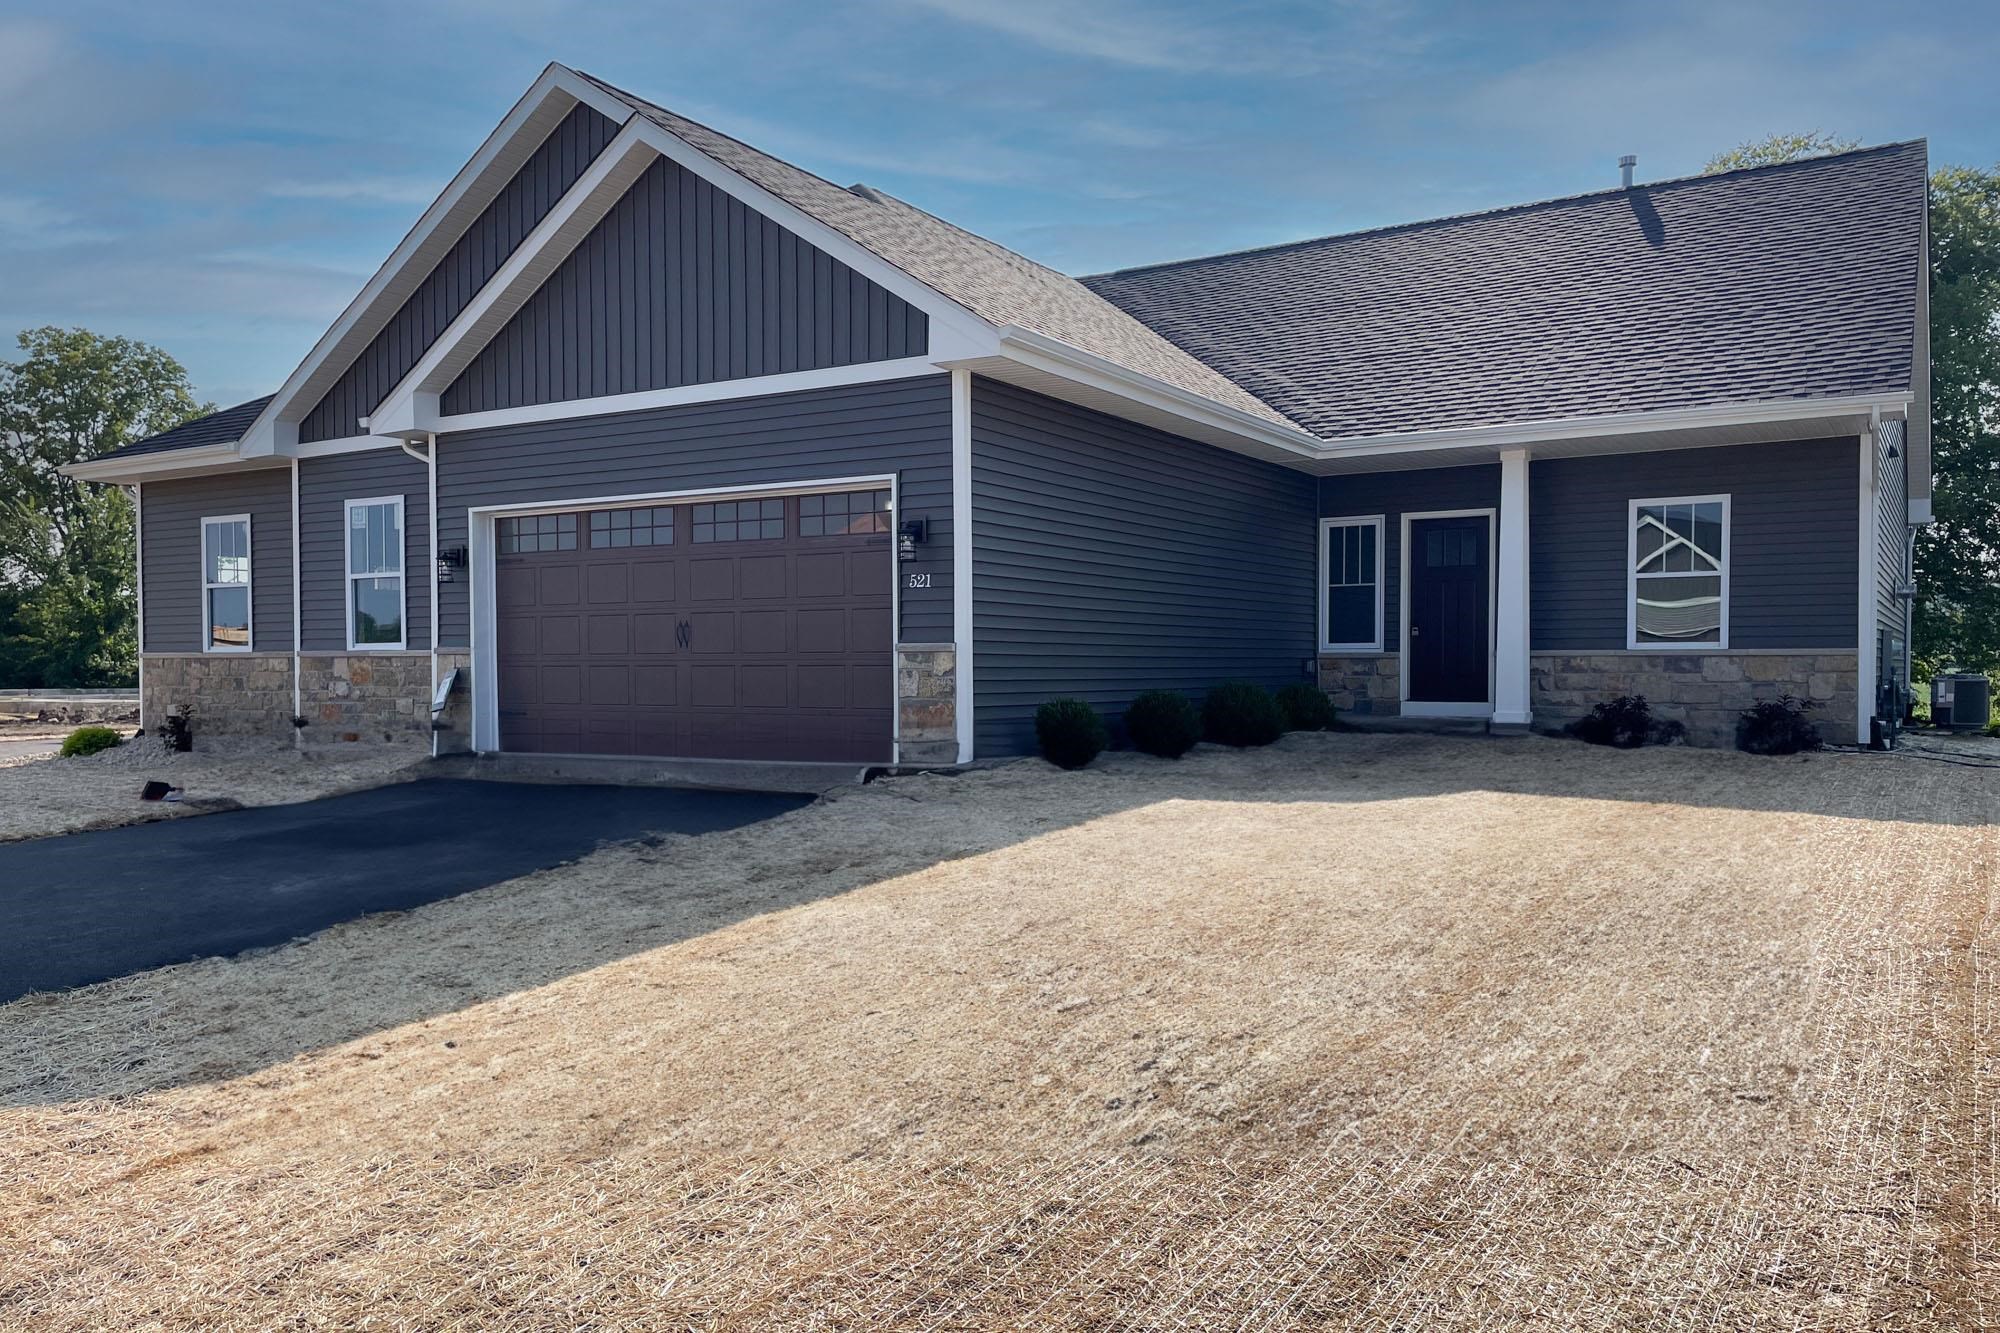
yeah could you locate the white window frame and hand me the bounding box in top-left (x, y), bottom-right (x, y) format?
top-left (345, 495), bottom-right (408, 651)
top-left (1627, 493), bottom-right (1730, 651)
top-left (1318, 515), bottom-right (1386, 653)
top-left (200, 514), bottom-right (253, 653)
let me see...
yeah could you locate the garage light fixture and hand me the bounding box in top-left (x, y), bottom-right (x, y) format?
top-left (898, 518), bottom-right (927, 563)
top-left (436, 545), bottom-right (468, 582)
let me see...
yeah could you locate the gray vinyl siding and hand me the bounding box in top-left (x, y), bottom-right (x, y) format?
top-left (299, 104), bottom-right (619, 442)
top-left (1875, 420), bottom-right (1909, 652)
top-left (434, 374), bottom-right (951, 647)
top-left (1530, 439), bottom-right (1858, 651)
top-left (1317, 464), bottom-right (1501, 646)
top-left (444, 157), bottom-right (928, 415)
top-left (970, 378), bottom-right (1318, 757)
top-left (140, 468), bottom-right (293, 653)
top-left (298, 450), bottom-right (432, 652)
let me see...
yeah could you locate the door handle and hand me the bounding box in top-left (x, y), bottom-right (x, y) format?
top-left (675, 618), bottom-right (692, 650)
top-left (1410, 625), bottom-right (1421, 637)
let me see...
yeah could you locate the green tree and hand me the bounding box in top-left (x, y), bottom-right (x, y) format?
top-left (1703, 131), bottom-right (1859, 174)
top-left (0, 327), bottom-right (207, 687)
top-left (1917, 166), bottom-right (2000, 676)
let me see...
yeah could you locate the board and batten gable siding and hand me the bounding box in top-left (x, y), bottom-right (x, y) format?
top-left (432, 375), bottom-right (952, 648)
top-left (140, 468), bottom-right (294, 653)
top-left (297, 450), bottom-right (432, 651)
top-left (299, 104), bottom-right (621, 443)
top-left (1317, 464), bottom-right (1502, 646)
top-left (1529, 439), bottom-right (1858, 651)
top-left (443, 157), bottom-right (928, 415)
top-left (970, 378), bottom-right (1318, 757)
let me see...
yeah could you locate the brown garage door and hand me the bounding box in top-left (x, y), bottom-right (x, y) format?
top-left (495, 489), bottom-right (893, 763)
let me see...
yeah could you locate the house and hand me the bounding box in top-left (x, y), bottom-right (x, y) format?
top-left (67, 64), bottom-right (1931, 763)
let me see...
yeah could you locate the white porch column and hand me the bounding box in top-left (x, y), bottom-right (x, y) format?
top-left (1492, 447), bottom-right (1533, 727)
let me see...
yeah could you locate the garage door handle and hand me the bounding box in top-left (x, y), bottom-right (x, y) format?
top-left (675, 618), bottom-right (692, 650)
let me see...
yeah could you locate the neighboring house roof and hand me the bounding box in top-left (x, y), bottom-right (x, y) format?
top-left (93, 395), bottom-right (275, 461)
top-left (1080, 142), bottom-right (1928, 439)
top-left (570, 70), bottom-right (1302, 431)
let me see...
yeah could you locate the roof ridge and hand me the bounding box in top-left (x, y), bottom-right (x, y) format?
top-left (1083, 140), bottom-right (1927, 282)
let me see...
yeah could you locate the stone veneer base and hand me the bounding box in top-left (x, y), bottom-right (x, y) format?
top-left (1318, 654), bottom-right (1401, 716)
top-left (141, 653), bottom-right (297, 739)
top-left (896, 642), bottom-right (958, 765)
top-left (1531, 651), bottom-right (1860, 748)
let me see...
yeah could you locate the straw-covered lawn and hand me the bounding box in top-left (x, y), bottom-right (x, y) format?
top-left (0, 733), bottom-right (1992, 1329)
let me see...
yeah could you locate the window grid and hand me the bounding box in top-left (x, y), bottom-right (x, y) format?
top-left (692, 498), bottom-right (783, 543)
top-left (799, 489), bottom-right (890, 537)
top-left (346, 498), bottom-right (405, 649)
top-left (201, 516), bottom-right (251, 651)
top-left (498, 513), bottom-right (577, 553)
top-left (588, 506), bottom-right (673, 548)
top-left (1630, 495), bottom-right (1728, 649)
top-left (1321, 517), bottom-right (1383, 652)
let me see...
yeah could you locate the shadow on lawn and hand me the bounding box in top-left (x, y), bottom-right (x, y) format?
top-left (0, 730), bottom-right (1989, 1107)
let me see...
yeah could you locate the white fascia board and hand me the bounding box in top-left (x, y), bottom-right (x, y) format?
top-left (984, 326), bottom-right (1324, 457)
top-left (367, 120), bottom-right (661, 437)
top-left (63, 444), bottom-right (285, 484)
top-left (432, 357), bottom-right (946, 435)
top-left (240, 66), bottom-right (635, 456)
top-left (1310, 392), bottom-right (1915, 459)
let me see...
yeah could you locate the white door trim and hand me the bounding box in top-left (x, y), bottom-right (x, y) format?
top-left (1399, 507), bottom-right (1498, 718)
top-left (467, 473), bottom-right (898, 756)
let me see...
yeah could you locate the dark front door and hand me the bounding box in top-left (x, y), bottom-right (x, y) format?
top-left (494, 490), bottom-right (893, 763)
top-left (1407, 515), bottom-right (1490, 704)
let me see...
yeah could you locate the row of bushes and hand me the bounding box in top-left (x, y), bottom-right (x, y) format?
top-left (1566, 693), bottom-right (1823, 755)
top-left (1036, 681), bottom-right (1333, 770)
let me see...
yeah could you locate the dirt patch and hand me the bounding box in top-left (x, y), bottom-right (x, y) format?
top-left (0, 736), bottom-right (430, 841)
top-left (0, 733), bottom-right (1992, 1329)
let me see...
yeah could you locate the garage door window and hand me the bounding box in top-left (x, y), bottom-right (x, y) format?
top-left (346, 497), bottom-right (405, 649)
top-left (589, 506), bottom-right (673, 548)
top-left (692, 498), bottom-right (783, 543)
top-left (800, 489), bottom-right (890, 537)
top-left (498, 513), bottom-right (577, 553)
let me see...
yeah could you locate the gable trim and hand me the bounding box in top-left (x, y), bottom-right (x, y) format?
top-left (239, 66), bottom-right (634, 456)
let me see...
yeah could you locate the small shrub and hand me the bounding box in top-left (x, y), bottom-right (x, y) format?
top-left (1202, 681), bottom-right (1285, 748)
top-left (1035, 698), bottom-right (1108, 770)
top-left (1275, 682), bottom-right (1336, 732)
top-left (60, 725), bottom-right (123, 758)
top-left (156, 703), bottom-right (196, 755)
top-left (1737, 695), bottom-right (1822, 755)
top-left (1125, 690), bottom-right (1202, 758)
top-left (1566, 694), bottom-right (1685, 749)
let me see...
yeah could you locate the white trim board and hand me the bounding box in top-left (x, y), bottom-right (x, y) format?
top-left (1624, 493), bottom-right (1731, 652)
top-left (344, 495), bottom-right (409, 652)
top-left (1398, 507), bottom-right (1497, 716)
top-left (239, 65), bottom-right (636, 456)
top-left (950, 368), bottom-right (974, 765)
top-left (466, 473), bottom-right (899, 755)
top-left (199, 513), bottom-right (254, 653)
top-left (1317, 514), bottom-right (1386, 653)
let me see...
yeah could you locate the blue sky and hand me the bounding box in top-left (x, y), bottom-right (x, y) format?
top-left (3, 0), bottom-right (1995, 408)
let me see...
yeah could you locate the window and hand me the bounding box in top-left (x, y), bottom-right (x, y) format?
top-left (498, 513), bottom-right (577, 553)
top-left (1319, 516), bottom-right (1384, 652)
top-left (800, 489), bottom-right (890, 537)
top-left (588, 507), bottom-right (673, 548)
top-left (692, 498), bottom-right (783, 543)
top-left (201, 515), bottom-right (252, 651)
top-left (1629, 495), bottom-right (1728, 648)
top-left (346, 497), bottom-right (405, 649)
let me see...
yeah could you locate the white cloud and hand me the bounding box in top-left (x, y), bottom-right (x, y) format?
top-left (266, 177), bottom-right (441, 206)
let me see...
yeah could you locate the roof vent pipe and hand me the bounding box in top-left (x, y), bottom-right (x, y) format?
top-left (1619, 154), bottom-right (1637, 188)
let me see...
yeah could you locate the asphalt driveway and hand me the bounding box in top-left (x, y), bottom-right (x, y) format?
top-left (0, 778), bottom-right (810, 1003)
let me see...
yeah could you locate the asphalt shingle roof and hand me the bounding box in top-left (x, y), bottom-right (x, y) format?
top-left (573, 70), bottom-right (1301, 430)
top-left (95, 395), bottom-right (275, 461)
top-left (1079, 143), bottom-right (1927, 439)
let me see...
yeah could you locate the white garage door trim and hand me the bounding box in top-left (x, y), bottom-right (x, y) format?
top-left (469, 472), bottom-right (900, 757)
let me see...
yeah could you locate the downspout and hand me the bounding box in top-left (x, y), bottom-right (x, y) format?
top-left (131, 483), bottom-right (144, 734)
top-left (399, 435), bottom-right (439, 758)
top-left (291, 459), bottom-right (302, 746)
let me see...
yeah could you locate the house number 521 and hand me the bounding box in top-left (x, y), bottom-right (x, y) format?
top-left (906, 572), bottom-right (932, 589)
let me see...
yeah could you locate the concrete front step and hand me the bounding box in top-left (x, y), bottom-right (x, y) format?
top-left (436, 750), bottom-right (870, 795)
top-left (1338, 713), bottom-right (1496, 737)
